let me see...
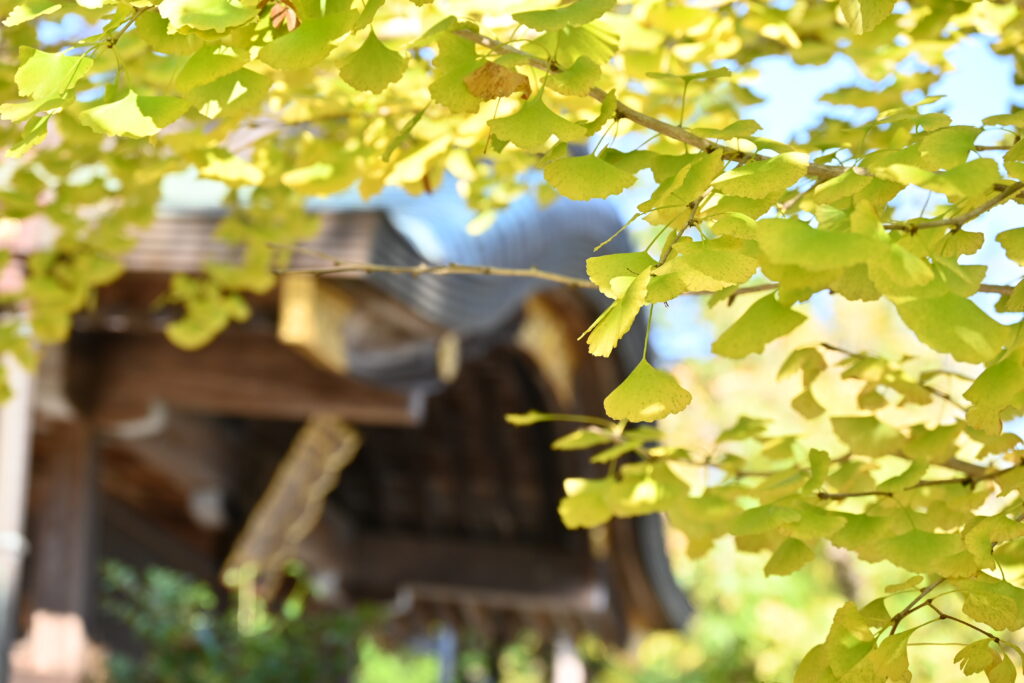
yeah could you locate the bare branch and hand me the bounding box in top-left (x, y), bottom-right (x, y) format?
top-left (285, 260), bottom-right (597, 288)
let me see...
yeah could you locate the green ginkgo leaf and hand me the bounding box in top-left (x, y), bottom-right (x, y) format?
top-left (544, 155), bottom-right (636, 200)
top-left (158, 0), bottom-right (258, 33)
top-left (489, 97), bottom-right (587, 151)
top-left (764, 537), bottom-right (814, 576)
top-left (558, 476), bottom-right (614, 529)
top-left (997, 227), bottom-right (1024, 265)
top-left (954, 575), bottom-right (1024, 631)
top-left (175, 44), bottom-right (247, 90)
top-left (586, 252), bottom-right (656, 298)
top-left (3, 0), bottom-right (59, 27)
top-left (713, 152), bottom-right (808, 199)
top-left (428, 32), bottom-right (484, 114)
top-left (603, 359), bottom-right (691, 422)
top-left (581, 267), bottom-right (651, 357)
top-left (839, 0), bottom-right (894, 34)
top-left (188, 68), bottom-right (271, 119)
top-left (758, 217), bottom-right (885, 271)
top-left (513, 0), bottom-right (615, 32)
top-left (339, 31), bottom-right (406, 93)
top-left (80, 91), bottom-right (190, 138)
top-left (831, 416), bottom-right (903, 456)
top-left (548, 55), bottom-right (601, 96)
top-left (896, 294), bottom-right (1008, 364)
top-left (15, 48), bottom-right (93, 101)
top-left (711, 293), bottom-right (806, 358)
top-left (260, 13), bottom-right (354, 70)
top-left (919, 125), bottom-right (980, 170)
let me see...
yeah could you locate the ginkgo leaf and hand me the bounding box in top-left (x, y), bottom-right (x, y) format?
top-left (711, 293), bottom-right (806, 358)
top-left (548, 55), bottom-right (601, 96)
top-left (158, 0), bottom-right (258, 32)
top-left (489, 97), bottom-right (587, 151)
top-left (340, 31), bottom-right (406, 93)
top-left (963, 514), bottom-right (1024, 569)
top-left (954, 575), bottom-right (1024, 631)
top-left (896, 294), bottom-right (1008, 364)
top-left (986, 656), bottom-right (1016, 683)
top-left (15, 48), bottom-right (93, 101)
top-left (199, 149), bottom-right (265, 186)
top-left (0, 97), bottom-right (62, 123)
top-left (176, 44), bottom-right (247, 90)
top-left (877, 529), bottom-right (975, 576)
top-left (586, 252), bottom-right (656, 298)
top-left (188, 68), bottom-right (271, 119)
top-left (758, 217), bottom-right (885, 271)
top-left (732, 504), bottom-right (801, 536)
top-left (80, 91), bottom-right (190, 138)
top-left (513, 0), bottom-right (615, 32)
top-left (964, 355), bottom-right (1024, 434)
top-left (463, 61), bottom-right (531, 100)
top-left (997, 227), bottom-right (1024, 265)
top-left (648, 238), bottom-right (758, 301)
top-left (884, 575), bottom-right (922, 594)
top-left (134, 10), bottom-right (198, 55)
top-left (840, 631), bottom-right (912, 683)
top-left (713, 152), bottom-right (808, 199)
top-left (690, 119), bottom-right (761, 140)
top-left (544, 155), bottom-right (636, 200)
top-left (642, 149), bottom-right (723, 213)
top-left (429, 33), bottom-right (484, 114)
top-left (919, 125), bottom-right (981, 170)
top-left (260, 13), bottom-right (354, 70)
top-left (903, 423), bottom-right (959, 463)
top-left (582, 267), bottom-right (651, 357)
top-left (801, 449), bottom-right (831, 493)
top-left (3, 0), bottom-right (59, 27)
top-left (764, 537), bottom-right (814, 576)
top-left (831, 416), bottom-right (902, 456)
top-left (839, 0), bottom-right (894, 33)
top-left (551, 428), bottom-right (612, 451)
top-left (559, 476), bottom-right (614, 529)
top-left (603, 359), bottom-right (691, 422)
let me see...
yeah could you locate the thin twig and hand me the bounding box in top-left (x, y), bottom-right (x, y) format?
top-left (285, 260), bottom-right (596, 288)
top-left (891, 579), bottom-right (945, 635)
top-left (885, 182), bottom-right (1024, 232)
top-left (818, 490), bottom-right (893, 500)
top-left (926, 601), bottom-right (1002, 642)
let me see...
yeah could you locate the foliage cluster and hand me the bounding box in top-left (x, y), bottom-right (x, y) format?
top-left (4, 0), bottom-right (1024, 678)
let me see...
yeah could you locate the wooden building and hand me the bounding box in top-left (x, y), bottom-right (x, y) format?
top-left (5, 197), bottom-right (689, 681)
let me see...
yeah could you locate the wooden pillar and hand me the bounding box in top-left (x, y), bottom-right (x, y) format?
top-left (9, 420), bottom-right (98, 683)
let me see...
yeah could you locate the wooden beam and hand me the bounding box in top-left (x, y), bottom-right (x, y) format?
top-left (224, 417), bottom-right (361, 593)
top-left (70, 332), bottom-right (418, 426)
top-left (340, 533), bottom-right (597, 599)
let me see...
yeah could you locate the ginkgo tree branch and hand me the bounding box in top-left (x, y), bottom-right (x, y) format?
top-left (884, 182), bottom-right (1024, 233)
top-left (286, 261), bottom-right (597, 288)
top-left (925, 601), bottom-right (1003, 643)
top-left (456, 29), bottom-right (848, 180)
top-left (282, 257), bottom-right (1018, 299)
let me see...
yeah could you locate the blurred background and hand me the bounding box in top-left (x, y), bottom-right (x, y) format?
top-left (2, 9), bottom-right (1023, 683)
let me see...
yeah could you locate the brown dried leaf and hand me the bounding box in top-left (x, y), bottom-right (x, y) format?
top-left (464, 61), bottom-right (531, 101)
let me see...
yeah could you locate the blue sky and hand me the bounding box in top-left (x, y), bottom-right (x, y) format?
top-left (647, 36), bottom-right (1024, 361)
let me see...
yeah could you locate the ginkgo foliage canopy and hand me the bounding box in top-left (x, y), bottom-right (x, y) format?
top-left (3, 0), bottom-right (1024, 678)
